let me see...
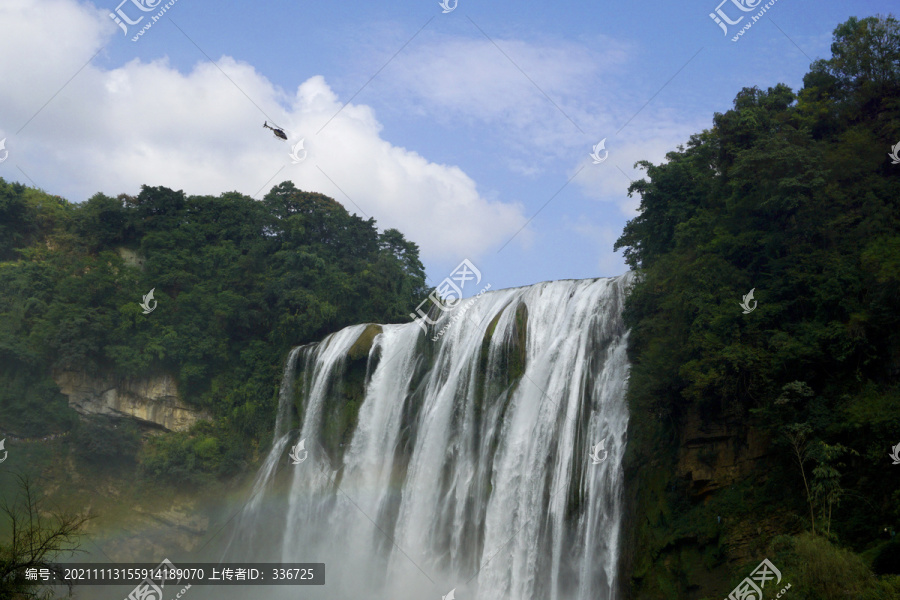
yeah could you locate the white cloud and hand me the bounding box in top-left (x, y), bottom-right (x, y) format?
top-left (365, 28), bottom-right (705, 218)
top-left (379, 32), bottom-right (631, 161)
top-left (573, 115), bottom-right (710, 217)
top-left (385, 34), bottom-right (623, 123)
top-left (0, 0), bottom-right (528, 262)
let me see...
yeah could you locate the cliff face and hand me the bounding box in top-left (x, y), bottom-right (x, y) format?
top-left (676, 406), bottom-right (781, 569)
top-left (53, 370), bottom-right (210, 431)
top-left (622, 404), bottom-right (780, 600)
top-left (91, 497), bottom-right (213, 563)
top-left (676, 405), bottom-right (769, 498)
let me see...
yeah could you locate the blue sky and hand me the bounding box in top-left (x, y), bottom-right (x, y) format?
top-left (0, 0), bottom-right (894, 293)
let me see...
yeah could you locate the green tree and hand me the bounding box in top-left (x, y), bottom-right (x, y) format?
top-left (616, 13), bottom-right (900, 598)
top-left (810, 442), bottom-right (857, 538)
top-left (0, 175), bottom-right (427, 478)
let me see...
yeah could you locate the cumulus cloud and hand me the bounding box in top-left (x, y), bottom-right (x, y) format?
top-left (0, 0), bottom-right (528, 262)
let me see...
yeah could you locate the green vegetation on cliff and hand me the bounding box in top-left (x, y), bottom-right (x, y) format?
top-left (0, 180), bottom-right (427, 482)
top-left (615, 14), bottom-right (900, 599)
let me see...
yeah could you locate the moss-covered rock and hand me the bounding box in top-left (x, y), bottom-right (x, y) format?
top-left (468, 302), bottom-right (529, 478)
top-left (478, 302), bottom-right (527, 384)
top-left (318, 325), bottom-right (382, 463)
top-left (348, 324), bottom-right (383, 361)
top-left (508, 302), bottom-right (528, 381)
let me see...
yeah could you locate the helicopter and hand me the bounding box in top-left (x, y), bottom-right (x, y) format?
top-left (263, 121), bottom-right (288, 140)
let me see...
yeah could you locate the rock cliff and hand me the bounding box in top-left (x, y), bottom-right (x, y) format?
top-left (53, 370), bottom-right (210, 431)
top-left (676, 405), bottom-right (769, 498)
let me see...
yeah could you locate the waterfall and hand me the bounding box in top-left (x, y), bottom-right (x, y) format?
top-left (221, 346), bottom-right (302, 558)
top-left (273, 346), bottom-right (303, 442)
top-left (221, 274), bottom-right (632, 600)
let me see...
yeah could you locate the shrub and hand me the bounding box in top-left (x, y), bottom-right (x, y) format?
top-left (777, 533), bottom-right (880, 600)
top-left (872, 541), bottom-right (900, 576)
top-left (71, 417), bottom-right (141, 465)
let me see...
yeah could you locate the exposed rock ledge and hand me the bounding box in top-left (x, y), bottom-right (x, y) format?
top-left (676, 405), bottom-right (770, 497)
top-left (53, 370), bottom-right (210, 432)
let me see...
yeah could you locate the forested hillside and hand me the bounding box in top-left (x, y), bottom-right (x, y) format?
top-left (617, 15), bottom-right (900, 599)
top-left (0, 181), bottom-right (427, 479)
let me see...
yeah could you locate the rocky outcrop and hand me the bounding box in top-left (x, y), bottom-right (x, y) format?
top-left (117, 247), bottom-right (146, 270)
top-left (621, 407), bottom-right (779, 599)
top-left (77, 475), bottom-right (216, 563)
top-left (53, 370), bottom-right (210, 431)
top-left (673, 406), bottom-right (785, 568)
top-left (676, 405), bottom-right (770, 498)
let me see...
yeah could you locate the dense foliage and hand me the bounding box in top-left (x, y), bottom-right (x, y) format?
top-left (615, 15), bottom-right (900, 599)
top-left (0, 181), bottom-right (427, 480)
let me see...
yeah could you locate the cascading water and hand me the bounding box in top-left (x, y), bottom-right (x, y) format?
top-left (221, 346), bottom-right (302, 557)
top-left (217, 274), bottom-right (632, 600)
